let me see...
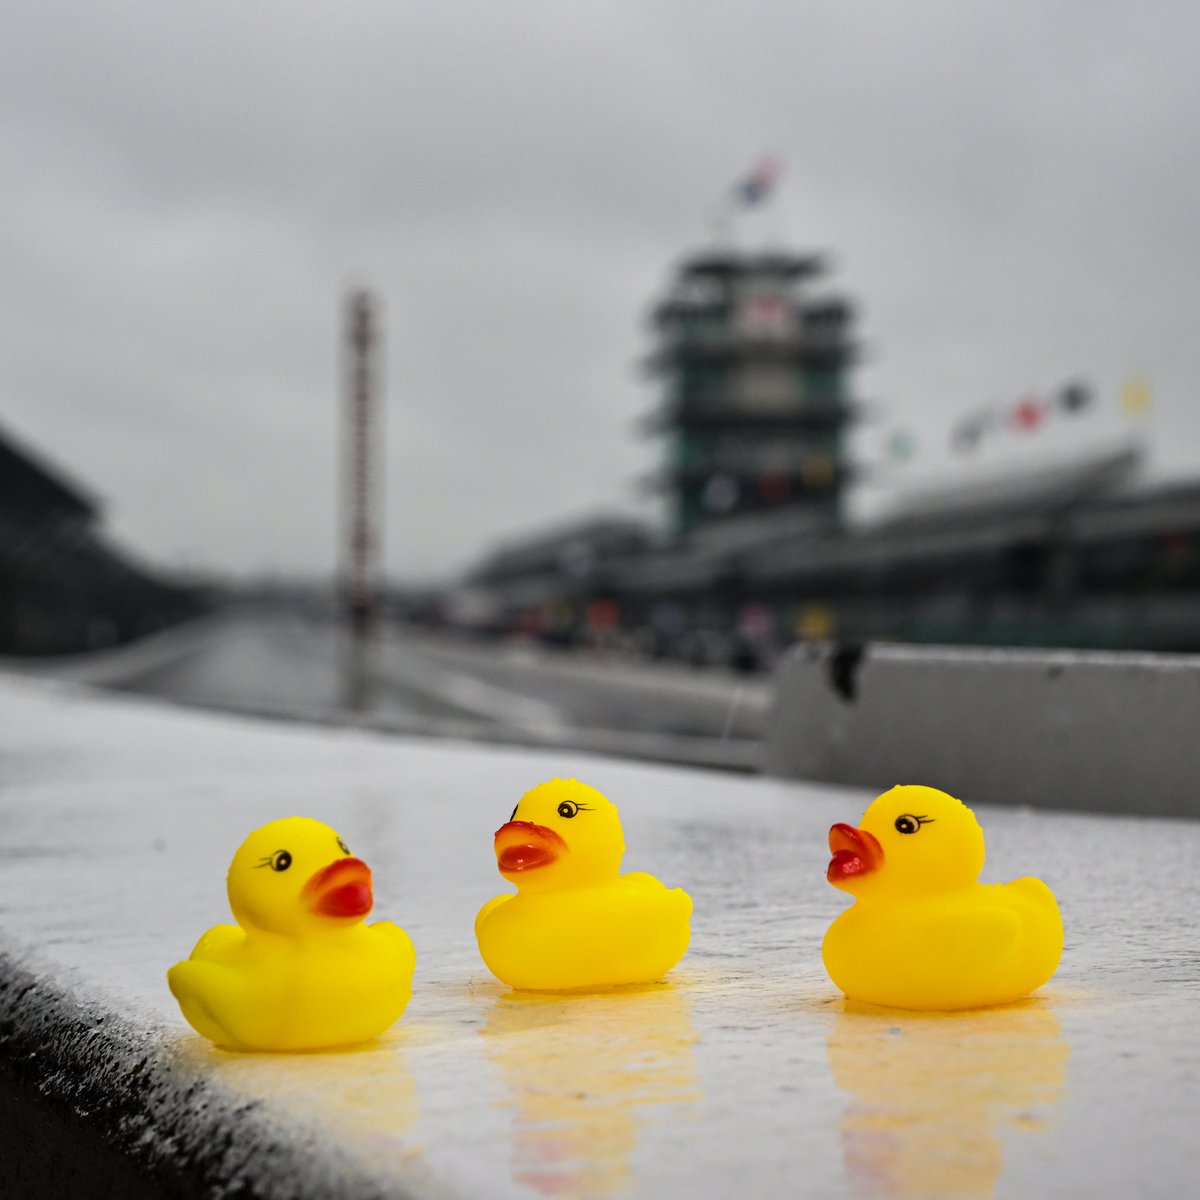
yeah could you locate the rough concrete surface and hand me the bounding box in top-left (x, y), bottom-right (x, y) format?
top-left (767, 641), bottom-right (1200, 818)
top-left (1, 673), bottom-right (1198, 1198)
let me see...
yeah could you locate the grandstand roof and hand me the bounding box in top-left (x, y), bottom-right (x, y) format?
top-left (0, 419), bottom-right (98, 522)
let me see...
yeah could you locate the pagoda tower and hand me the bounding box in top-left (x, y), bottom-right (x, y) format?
top-left (643, 249), bottom-right (858, 536)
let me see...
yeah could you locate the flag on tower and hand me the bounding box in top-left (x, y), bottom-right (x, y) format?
top-left (952, 407), bottom-right (1000, 453)
top-left (886, 429), bottom-right (917, 462)
top-left (1058, 380), bottom-right (1092, 413)
top-left (1010, 397), bottom-right (1046, 432)
top-left (734, 155), bottom-right (783, 206)
top-left (1121, 377), bottom-right (1152, 419)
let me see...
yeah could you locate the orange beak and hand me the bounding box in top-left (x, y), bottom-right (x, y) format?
top-left (301, 857), bottom-right (373, 918)
top-left (494, 820), bottom-right (568, 874)
top-left (827, 824), bottom-right (884, 885)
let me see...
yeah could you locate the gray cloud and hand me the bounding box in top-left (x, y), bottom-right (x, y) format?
top-left (2, 2), bottom-right (1199, 577)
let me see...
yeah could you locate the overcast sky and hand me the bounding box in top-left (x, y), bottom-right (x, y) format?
top-left (3, 2), bottom-right (1199, 580)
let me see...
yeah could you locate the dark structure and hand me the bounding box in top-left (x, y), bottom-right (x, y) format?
top-left (340, 289), bottom-right (382, 711)
top-left (642, 249), bottom-right (857, 534)
top-left (461, 515), bottom-right (650, 638)
top-left (0, 420), bottom-right (202, 655)
top-left (463, 445), bottom-right (1200, 663)
top-left (605, 443), bottom-right (1200, 656)
top-left (455, 243), bottom-right (1200, 665)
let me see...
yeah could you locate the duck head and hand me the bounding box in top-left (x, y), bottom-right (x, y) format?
top-left (227, 816), bottom-right (372, 935)
top-left (826, 785), bottom-right (985, 898)
top-left (493, 779), bottom-right (624, 894)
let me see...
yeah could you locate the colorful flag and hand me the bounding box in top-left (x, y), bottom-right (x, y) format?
top-left (1058, 381), bottom-right (1092, 413)
top-left (949, 377), bottom-right (1094, 452)
top-left (952, 407), bottom-right (999, 453)
top-left (886, 429), bottom-right (917, 462)
top-left (734, 155), bottom-right (782, 206)
top-left (1121, 377), bottom-right (1152, 418)
top-left (1010, 397), bottom-right (1046, 431)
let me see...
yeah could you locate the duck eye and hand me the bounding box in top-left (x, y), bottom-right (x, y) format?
top-left (271, 850), bottom-right (293, 872)
top-left (557, 800), bottom-right (579, 819)
top-left (337, 838), bottom-right (350, 856)
top-left (894, 815), bottom-right (920, 835)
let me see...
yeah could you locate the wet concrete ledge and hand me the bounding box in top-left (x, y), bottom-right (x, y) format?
top-left (767, 642), bottom-right (1200, 818)
top-left (0, 953), bottom-right (415, 1200)
top-left (2, 672), bottom-right (1198, 1198)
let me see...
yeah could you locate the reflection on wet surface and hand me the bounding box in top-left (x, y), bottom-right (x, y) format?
top-left (179, 1030), bottom-right (423, 1156)
top-left (828, 1000), bottom-right (1068, 1199)
top-left (4, 672), bottom-right (1197, 1198)
top-left (481, 983), bottom-right (702, 1197)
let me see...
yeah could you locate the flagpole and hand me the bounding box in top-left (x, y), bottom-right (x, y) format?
top-left (707, 155), bottom-right (783, 248)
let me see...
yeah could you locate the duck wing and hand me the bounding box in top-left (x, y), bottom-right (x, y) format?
top-left (926, 906), bottom-right (1021, 964)
top-left (166, 959), bottom-right (247, 1046)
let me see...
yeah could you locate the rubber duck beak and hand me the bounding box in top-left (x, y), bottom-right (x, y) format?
top-left (302, 857), bottom-right (373, 918)
top-left (494, 820), bottom-right (568, 874)
top-left (827, 823), bottom-right (884, 884)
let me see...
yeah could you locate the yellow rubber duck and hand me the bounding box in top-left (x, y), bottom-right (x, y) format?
top-left (168, 817), bottom-right (415, 1050)
top-left (822, 785), bottom-right (1062, 1010)
top-left (475, 779), bottom-right (692, 991)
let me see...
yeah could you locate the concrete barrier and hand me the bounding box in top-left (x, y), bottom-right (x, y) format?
top-left (766, 642), bottom-right (1200, 819)
top-left (1, 673), bottom-right (1198, 1197)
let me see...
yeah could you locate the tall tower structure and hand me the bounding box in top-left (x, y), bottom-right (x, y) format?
top-left (644, 249), bottom-right (857, 536)
top-left (340, 289), bottom-right (381, 711)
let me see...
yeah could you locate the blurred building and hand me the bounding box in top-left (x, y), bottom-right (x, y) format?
top-left (453, 245), bottom-right (1200, 665)
top-left (642, 249), bottom-right (857, 534)
top-left (456, 515), bottom-right (650, 642)
top-left (460, 445), bottom-right (1200, 663)
top-left (607, 442), bottom-right (1200, 657)
top-left (0, 420), bottom-right (202, 655)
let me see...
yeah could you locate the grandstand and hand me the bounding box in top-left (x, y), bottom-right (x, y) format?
top-left (0, 419), bottom-right (202, 655)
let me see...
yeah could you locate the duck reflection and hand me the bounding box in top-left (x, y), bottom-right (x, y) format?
top-left (182, 1033), bottom-right (422, 1157)
top-left (827, 1001), bottom-right (1068, 1199)
top-left (481, 983), bottom-right (701, 1197)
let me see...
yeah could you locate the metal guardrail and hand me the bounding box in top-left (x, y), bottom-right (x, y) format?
top-left (766, 641), bottom-right (1200, 819)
